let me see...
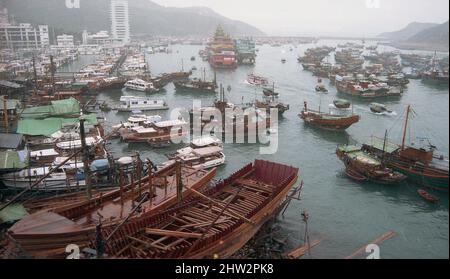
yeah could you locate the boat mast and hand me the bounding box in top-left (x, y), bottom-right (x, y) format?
top-left (401, 105), bottom-right (411, 150)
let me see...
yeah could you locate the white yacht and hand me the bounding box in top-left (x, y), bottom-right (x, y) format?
top-left (164, 136), bottom-right (225, 170)
top-left (112, 114), bottom-right (162, 130)
top-left (124, 79), bottom-right (156, 92)
top-left (118, 96), bottom-right (169, 112)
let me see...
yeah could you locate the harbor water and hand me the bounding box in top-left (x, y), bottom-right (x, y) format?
top-left (63, 42), bottom-right (448, 259)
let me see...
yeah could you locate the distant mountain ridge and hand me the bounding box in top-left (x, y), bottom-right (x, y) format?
top-left (1, 0), bottom-right (265, 37)
top-left (379, 21), bottom-right (449, 51)
top-left (378, 22), bottom-right (439, 41)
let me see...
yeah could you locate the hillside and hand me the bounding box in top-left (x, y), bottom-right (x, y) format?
top-left (406, 21), bottom-right (449, 47)
top-left (1, 0), bottom-right (265, 37)
top-left (379, 22), bottom-right (439, 41)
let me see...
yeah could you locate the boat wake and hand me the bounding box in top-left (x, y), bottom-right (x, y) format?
top-left (370, 111), bottom-right (398, 117)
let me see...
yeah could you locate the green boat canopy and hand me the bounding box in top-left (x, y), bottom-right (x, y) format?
top-left (21, 97), bottom-right (81, 119)
top-left (366, 137), bottom-right (400, 154)
top-left (17, 114), bottom-right (98, 136)
top-left (0, 150), bottom-right (28, 169)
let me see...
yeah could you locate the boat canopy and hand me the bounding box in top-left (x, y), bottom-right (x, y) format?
top-left (17, 114), bottom-right (98, 137)
top-left (193, 146), bottom-right (223, 157)
top-left (153, 120), bottom-right (187, 128)
top-left (21, 98), bottom-right (81, 119)
top-left (366, 137), bottom-right (400, 154)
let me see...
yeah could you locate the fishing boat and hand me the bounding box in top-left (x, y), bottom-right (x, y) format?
top-left (5, 162), bottom-right (217, 258)
top-left (362, 106), bottom-right (449, 191)
top-left (255, 99), bottom-right (290, 115)
top-left (120, 119), bottom-right (188, 143)
top-left (246, 74), bottom-right (269, 87)
top-left (299, 102), bottom-right (360, 131)
top-left (124, 79), bottom-right (156, 92)
top-left (118, 96), bottom-right (169, 112)
top-left (96, 160), bottom-right (299, 259)
top-left (332, 99), bottom-right (351, 109)
top-left (370, 103), bottom-right (392, 114)
top-left (417, 189), bottom-right (439, 203)
top-left (112, 114), bottom-right (162, 130)
top-left (336, 145), bottom-right (407, 185)
top-left (174, 78), bottom-right (217, 93)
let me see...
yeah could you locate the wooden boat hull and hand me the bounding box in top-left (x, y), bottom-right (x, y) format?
top-left (6, 165), bottom-right (217, 258)
top-left (101, 160), bottom-right (299, 259)
top-left (300, 112), bottom-right (360, 131)
top-left (390, 163), bottom-right (449, 191)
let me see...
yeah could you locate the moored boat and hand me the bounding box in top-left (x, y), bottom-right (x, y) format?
top-left (370, 103), bottom-right (392, 114)
top-left (332, 99), bottom-right (351, 109)
top-left (124, 79), bottom-right (156, 93)
top-left (118, 96), bottom-right (169, 112)
top-left (336, 145), bottom-right (407, 185)
top-left (299, 102), bottom-right (360, 131)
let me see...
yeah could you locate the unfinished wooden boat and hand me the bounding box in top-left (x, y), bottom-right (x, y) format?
top-left (299, 102), bottom-right (360, 131)
top-left (417, 189), bottom-right (439, 203)
top-left (6, 162), bottom-right (217, 258)
top-left (98, 160), bottom-right (299, 259)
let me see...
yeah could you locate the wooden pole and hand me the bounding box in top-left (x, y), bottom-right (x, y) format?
top-left (401, 105), bottom-right (411, 151)
top-left (80, 119), bottom-right (92, 199)
top-left (176, 161), bottom-right (183, 203)
top-left (2, 96), bottom-right (8, 132)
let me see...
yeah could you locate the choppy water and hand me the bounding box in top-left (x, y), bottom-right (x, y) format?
top-left (69, 41), bottom-right (448, 259)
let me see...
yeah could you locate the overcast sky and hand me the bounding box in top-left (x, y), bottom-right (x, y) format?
top-left (152, 0), bottom-right (449, 36)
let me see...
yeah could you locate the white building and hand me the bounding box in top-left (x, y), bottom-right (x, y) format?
top-left (0, 22), bottom-right (49, 50)
top-left (57, 34), bottom-right (75, 47)
top-left (110, 0), bottom-right (130, 44)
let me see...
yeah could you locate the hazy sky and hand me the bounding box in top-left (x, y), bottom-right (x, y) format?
top-left (152, 0), bottom-right (449, 36)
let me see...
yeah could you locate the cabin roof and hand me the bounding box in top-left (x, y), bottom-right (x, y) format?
top-left (366, 137), bottom-right (400, 154)
top-left (0, 133), bottom-right (24, 150)
top-left (193, 146), bottom-right (223, 157)
top-left (153, 120), bottom-right (187, 128)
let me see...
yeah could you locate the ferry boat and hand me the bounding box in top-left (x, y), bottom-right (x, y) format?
top-left (118, 96), bottom-right (169, 112)
top-left (124, 79), bottom-right (156, 92)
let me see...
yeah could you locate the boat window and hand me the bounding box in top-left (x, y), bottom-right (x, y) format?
top-left (132, 102), bottom-right (138, 105)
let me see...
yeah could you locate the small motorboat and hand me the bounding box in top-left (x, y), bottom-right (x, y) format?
top-left (246, 74), bottom-right (269, 86)
top-left (263, 87), bottom-right (279, 97)
top-left (417, 189), bottom-right (439, 203)
top-left (190, 56), bottom-right (196, 61)
top-left (315, 84), bottom-right (328, 93)
top-left (370, 103), bottom-right (392, 114)
top-left (281, 59), bottom-right (287, 63)
top-left (345, 167), bottom-right (368, 182)
top-left (333, 99), bottom-right (351, 109)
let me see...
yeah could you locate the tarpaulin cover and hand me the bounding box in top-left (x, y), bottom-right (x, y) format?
top-left (17, 114), bottom-right (98, 136)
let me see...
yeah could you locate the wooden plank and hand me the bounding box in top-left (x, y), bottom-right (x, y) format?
top-left (284, 239), bottom-right (323, 259)
top-left (345, 231), bottom-right (397, 259)
top-left (145, 228), bottom-right (203, 239)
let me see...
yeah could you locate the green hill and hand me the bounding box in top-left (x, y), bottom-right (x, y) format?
top-left (2, 0), bottom-right (265, 37)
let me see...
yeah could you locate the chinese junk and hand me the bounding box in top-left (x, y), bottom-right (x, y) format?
top-left (101, 160), bottom-right (299, 259)
top-left (207, 26), bottom-right (237, 69)
top-left (362, 106), bottom-right (449, 191)
top-left (6, 162), bottom-right (217, 258)
top-left (299, 102), bottom-right (360, 131)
